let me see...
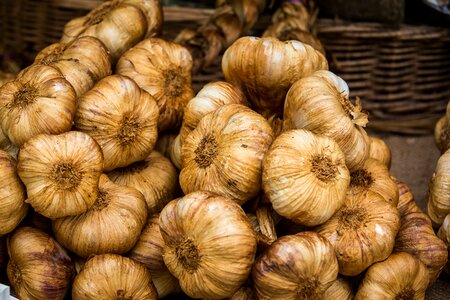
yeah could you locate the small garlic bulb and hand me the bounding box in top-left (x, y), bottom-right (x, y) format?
top-left (323, 277), bottom-right (354, 300)
top-left (316, 191), bottom-right (400, 276)
top-left (252, 232), bottom-right (338, 299)
top-left (72, 254), bottom-right (157, 300)
top-left (428, 149), bottom-right (450, 227)
top-left (180, 104), bottom-right (273, 204)
top-left (0, 150), bottom-right (28, 235)
top-left (0, 127), bottom-right (18, 159)
top-left (7, 227), bottom-right (74, 300)
top-left (18, 131), bottom-right (103, 219)
top-left (348, 158), bottom-right (399, 206)
top-left (128, 215), bottom-right (180, 298)
top-left (74, 75), bottom-right (159, 172)
top-left (222, 36), bottom-right (328, 117)
top-left (355, 252), bottom-right (429, 300)
top-left (368, 136), bottom-right (392, 168)
top-left (159, 191), bottom-right (257, 299)
top-left (116, 38), bottom-right (194, 132)
top-left (53, 174), bottom-right (148, 258)
top-left (108, 151), bottom-right (178, 214)
top-left (284, 70), bottom-right (370, 171)
top-left (0, 65), bottom-right (76, 146)
top-left (262, 129), bottom-right (349, 226)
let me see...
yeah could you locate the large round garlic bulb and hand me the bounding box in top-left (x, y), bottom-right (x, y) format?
top-left (263, 129), bottom-right (349, 226)
top-left (428, 148), bottom-right (450, 227)
top-left (159, 191), bottom-right (257, 299)
top-left (180, 104), bottom-right (273, 204)
top-left (252, 232), bottom-right (338, 299)
top-left (18, 131), bottom-right (103, 219)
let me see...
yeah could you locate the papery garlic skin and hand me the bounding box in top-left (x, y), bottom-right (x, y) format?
top-left (222, 37), bottom-right (328, 117)
top-left (159, 191), bottom-right (257, 299)
top-left (263, 129), bottom-right (349, 226)
top-left (323, 277), bottom-right (354, 300)
top-left (252, 231), bottom-right (338, 299)
top-left (18, 131), bottom-right (103, 219)
top-left (0, 150), bottom-right (27, 236)
top-left (355, 252), bottom-right (429, 300)
top-left (180, 104), bottom-right (273, 205)
top-left (7, 227), bottom-right (74, 300)
top-left (368, 136), bottom-right (392, 169)
top-left (72, 254), bottom-right (157, 300)
top-left (428, 149), bottom-right (450, 227)
top-left (0, 65), bottom-right (76, 147)
top-left (0, 128), bottom-right (18, 159)
top-left (74, 75), bottom-right (159, 172)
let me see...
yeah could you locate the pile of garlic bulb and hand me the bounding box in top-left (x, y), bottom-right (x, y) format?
top-left (0, 1), bottom-right (448, 299)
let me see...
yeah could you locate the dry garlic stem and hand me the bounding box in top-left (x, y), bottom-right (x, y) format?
top-left (428, 149), bottom-right (450, 227)
top-left (368, 136), bottom-right (392, 168)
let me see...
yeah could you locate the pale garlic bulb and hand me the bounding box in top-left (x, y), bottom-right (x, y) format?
top-left (368, 136), bottom-right (392, 169)
top-left (348, 158), bottom-right (399, 206)
top-left (180, 104), bottom-right (273, 204)
top-left (0, 150), bottom-right (28, 236)
top-left (53, 174), bottom-right (148, 258)
top-left (108, 151), bottom-right (178, 214)
top-left (0, 127), bottom-right (18, 159)
top-left (18, 131), bottom-right (103, 219)
top-left (252, 232), bottom-right (338, 299)
top-left (222, 36), bottom-right (328, 117)
top-left (355, 252), bottom-right (429, 300)
top-left (72, 254), bottom-right (157, 300)
top-left (428, 148), bottom-right (450, 227)
top-left (262, 129), bottom-right (349, 226)
top-left (284, 70), bottom-right (370, 171)
top-left (323, 277), bottom-right (354, 300)
top-left (116, 38), bottom-right (194, 132)
top-left (159, 191), bottom-right (257, 299)
top-left (128, 215), bottom-right (180, 298)
top-left (316, 191), bottom-right (400, 276)
top-left (0, 65), bottom-right (76, 146)
top-left (74, 75), bottom-right (159, 172)
top-left (8, 227), bottom-right (74, 300)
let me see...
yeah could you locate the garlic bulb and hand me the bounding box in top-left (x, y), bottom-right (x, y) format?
top-left (252, 231), bottom-right (338, 299)
top-left (155, 132), bottom-right (177, 158)
top-left (323, 277), bottom-right (354, 300)
top-left (180, 104), bottom-right (273, 204)
top-left (7, 227), bottom-right (74, 300)
top-left (108, 151), bottom-right (178, 214)
top-left (170, 134), bottom-right (183, 170)
top-left (262, 129), bottom-right (349, 226)
top-left (128, 215), bottom-right (180, 298)
top-left (435, 116), bottom-right (450, 153)
top-left (53, 174), bottom-right (147, 258)
top-left (0, 128), bottom-right (18, 159)
top-left (348, 158), bottom-right (398, 206)
top-left (316, 191), bottom-right (400, 276)
top-left (428, 149), bottom-right (450, 227)
top-left (222, 37), bottom-right (328, 117)
top-left (116, 38), bottom-right (194, 132)
top-left (32, 36), bottom-right (111, 97)
top-left (355, 252), bottom-right (429, 300)
top-left (437, 214), bottom-right (450, 274)
top-left (368, 136), bottom-right (392, 169)
top-left (61, 1), bottom-right (155, 61)
top-left (18, 131), bottom-right (103, 219)
top-left (159, 191), bottom-right (257, 299)
top-left (72, 254), bottom-right (157, 300)
top-left (74, 75), bottom-right (159, 172)
top-left (0, 65), bottom-right (76, 146)
top-left (0, 150), bottom-right (27, 235)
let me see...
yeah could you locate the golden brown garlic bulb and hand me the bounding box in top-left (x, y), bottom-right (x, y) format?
top-left (252, 231), bottom-right (338, 299)
top-left (284, 70), bottom-right (370, 171)
top-left (180, 104), bottom-right (273, 205)
top-left (0, 65), bottom-right (76, 147)
top-left (262, 129), bottom-right (349, 226)
top-left (116, 38), bottom-right (194, 132)
top-left (108, 151), bottom-right (178, 214)
top-left (159, 191), bottom-right (257, 299)
top-left (348, 158), bottom-right (398, 206)
top-left (316, 191), bottom-right (400, 276)
top-left (7, 227), bottom-right (74, 300)
top-left (355, 252), bottom-right (429, 300)
top-left (72, 254), bottom-right (157, 300)
top-left (222, 36), bottom-right (328, 117)
top-left (0, 128), bottom-right (18, 159)
top-left (0, 150), bottom-right (27, 236)
top-left (368, 136), bottom-right (392, 169)
top-left (53, 174), bottom-right (148, 258)
top-left (428, 149), bottom-right (450, 227)
top-left (128, 215), bottom-right (180, 298)
top-left (74, 75), bottom-right (159, 172)
top-left (323, 277), bottom-right (354, 300)
top-left (18, 131), bottom-right (103, 219)
top-left (33, 36), bottom-right (111, 97)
